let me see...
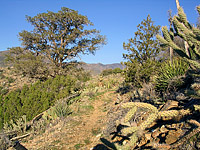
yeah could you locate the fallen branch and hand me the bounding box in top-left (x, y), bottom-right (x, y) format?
top-left (11, 133), bottom-right (31, 141)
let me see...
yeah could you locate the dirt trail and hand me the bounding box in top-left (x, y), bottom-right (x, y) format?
top-left (22, 90), bottom-right (117, 150)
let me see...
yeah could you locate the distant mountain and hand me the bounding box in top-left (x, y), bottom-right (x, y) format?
top-left (80, 63), bottom-right (124, 75)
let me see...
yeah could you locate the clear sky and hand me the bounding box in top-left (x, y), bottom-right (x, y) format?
top-left (0, 0), bottom-right (199, 64)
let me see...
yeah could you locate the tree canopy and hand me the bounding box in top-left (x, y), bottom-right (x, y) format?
top-left (123, 15), bottom-right (160, 65)
top-left (7, 7), bottom-right (106, 78)
top-left (123, 15), bottom-right (161, 87)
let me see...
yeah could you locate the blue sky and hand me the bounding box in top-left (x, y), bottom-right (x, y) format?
top-left (0, 0), bottom-right (199, 64)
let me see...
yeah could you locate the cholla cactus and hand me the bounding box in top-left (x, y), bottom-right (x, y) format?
top-left (3, 115), bottom-right (27, 133)
top-left (116, 102), bottom-right (191, 149)
top-left (157, 4), bottom-right (200, 69)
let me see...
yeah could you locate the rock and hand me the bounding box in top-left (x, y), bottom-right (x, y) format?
top-left (138, 136), bottom-right (147, 147)
top-left (165, 129), bottom-right (182, 144)
top-left (176, 93), bottom-right (187, 101)
top-left (144, 133), bottom-right (151, 141)
top-left (160, 125), bottom-right (169, 133)
top-left (152, 129), bottom-right (160, 139)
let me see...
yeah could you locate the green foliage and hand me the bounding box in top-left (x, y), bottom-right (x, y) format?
top-left (0, 75), bottom-right (78, 129)
top-left (74, 143), bottom-right (84, 150)
top-left (6, 77), bottom-right (15, 83)
top-left (155, 58), bottom-right (189, 93)
top-left (54, 100), bottom-right (71, 118)
top-left (124, 59), bottom-right (160, 88)
top-left (0, 86), bottom-right (8, 96)
top-left (101, 68), bottom-right (122, 77)
top-left (157, 5), bottom-right (200, 70)
top-left (123, 15), bottom-right (161, 88)
top-left (6, 7), bottom-right (106, 78)
top-left (6, 47), bottom-right (49, 79)
top-left (0, 70), bottom-right (5, 79)
top-left (74, 68), bottom-right (91, 82)
top-left (101, 69), bottom-right (113, 76)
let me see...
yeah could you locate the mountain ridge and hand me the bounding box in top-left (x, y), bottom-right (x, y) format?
top-left (80, 62), bottom-right (124, 75)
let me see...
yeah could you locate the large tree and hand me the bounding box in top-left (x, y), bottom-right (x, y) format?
top-left (123, 15), bottom-right (161, 87)
top-left (7, 7), bottom-right (106, 78)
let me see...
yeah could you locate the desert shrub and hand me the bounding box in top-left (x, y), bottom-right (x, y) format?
top-left (113, 68), bottom-right (123, 74)
top-left (101, 69), bottom-right (113, 76)
top-left (75, 68), bottom-right (91, 82)
top-left (155, 58), bottom-right (189, 93)
top-left (6, 77), bottom-right (15, 84)
top-left (3, 115), bottom-right (27, 133)
top-left (54, 100), bottom-right (71, 118)
top-left (0, 87), bottom-right (9, 96)
top-left (0, 75), bottom-right (78, 129)
top-left (101, 68), bottom-right (122, 77)
top-left (0, 71), bottom-right (5, 79)
top-left (124, 59), bottom-right (160, 88)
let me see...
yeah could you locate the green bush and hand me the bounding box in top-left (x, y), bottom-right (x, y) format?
top-left (101, 69), bottom-right (113, 76)
top-left (124, 59), bottom-right (160, 88)
top-left (75, 68), bottom-right (91, 82)
top-left (112, 68), bottom-right (123, 74)
top-left (0, 71), bottom-right (5, 79)
top-left (54, 100), bottom-right (71, 118)
top-left (101, 68), bottom-right (122, 77)
top-left (6, 77), bottom-right (15, 83)
top-left (0, 75), bottom-right (78, 129)
top-left (155, 58), bottom-right (189, 93)
top-left (0, 87), bottom-right (9, 96)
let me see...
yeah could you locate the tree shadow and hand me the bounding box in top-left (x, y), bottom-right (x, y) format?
top-left (93, 124), bottom-right (129, 150)
top-left (13, 141), bottom-right (28, 150)
top-left (116, 84), bottom-right (132, 95)
top-left (92, 138), bottom-right (116, 150)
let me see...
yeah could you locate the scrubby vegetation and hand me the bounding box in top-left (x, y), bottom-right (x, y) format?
top-left (0, 75), bottom-right (80, 129)
top-left (100, 68), bottom-right (122, 77)
top-left (123, 15), bottom-right (161, 88)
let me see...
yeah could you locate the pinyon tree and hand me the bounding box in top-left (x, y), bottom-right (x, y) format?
top-left (7, 7), bottom-right (106, 78)
top-left (123, 15), bottom-right (161, 87)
